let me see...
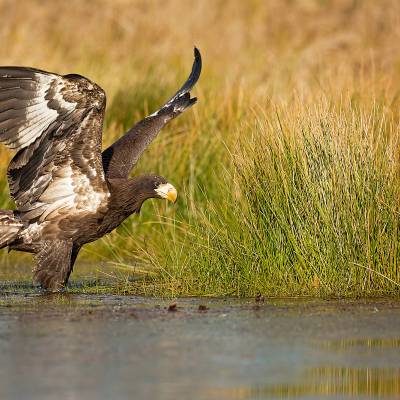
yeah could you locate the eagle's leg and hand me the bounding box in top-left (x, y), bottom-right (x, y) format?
top-left (65, 245), bottom-right (81, 285)
top-left (33, 240), bottom-right (74, 292)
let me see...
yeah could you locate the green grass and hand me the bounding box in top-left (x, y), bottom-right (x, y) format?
top-left (100, 98), bottom-right (399, 297)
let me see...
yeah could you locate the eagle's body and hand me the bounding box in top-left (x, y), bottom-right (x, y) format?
top-left (0, 48), bottom-right (201, 290)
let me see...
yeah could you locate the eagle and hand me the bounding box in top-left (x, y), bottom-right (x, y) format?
top-left (0, 48), bottom-right (202, 291)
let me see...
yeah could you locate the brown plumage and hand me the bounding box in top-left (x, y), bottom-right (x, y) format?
top-left (0, 48), bottom-right (202, 291)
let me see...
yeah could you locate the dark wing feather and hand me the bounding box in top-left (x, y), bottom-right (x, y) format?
top-left (0, 67), bottom-right (108, 221)
top-left (102, 47), bottom-right (202, 179)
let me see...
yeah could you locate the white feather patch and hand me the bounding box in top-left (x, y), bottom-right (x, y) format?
top-left (38, 164), bottom-right (108, 221)
top-left (5, 74), bottom-right (77, 151)
top-left (20, 222), bottom-right (45, 243)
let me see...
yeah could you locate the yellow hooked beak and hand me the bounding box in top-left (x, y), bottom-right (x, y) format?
top-left (166, 187), bottom-right (178, 203)
top-left (155, 183), bottom-right (178, 203)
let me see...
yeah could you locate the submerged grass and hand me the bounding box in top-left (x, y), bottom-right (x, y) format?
top-left (1, 0), bottom-right (400, 296)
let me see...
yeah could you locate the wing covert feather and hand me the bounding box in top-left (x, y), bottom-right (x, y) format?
top-left (0, 67), bottom-right (109, 219)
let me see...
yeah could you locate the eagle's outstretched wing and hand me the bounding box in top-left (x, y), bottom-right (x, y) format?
top-left (102, 47), bottom-right (202, 179)
top-left (0, 67), bottom-right (108, 221)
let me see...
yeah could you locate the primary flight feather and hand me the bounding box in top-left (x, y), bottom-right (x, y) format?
top-left (0, 48), bottom-right (202, 291)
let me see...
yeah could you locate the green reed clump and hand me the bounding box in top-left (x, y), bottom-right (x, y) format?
top-left (161, 101), bottom-right (400, 297)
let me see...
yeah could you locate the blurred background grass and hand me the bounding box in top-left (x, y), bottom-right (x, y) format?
top-left (1, 0), bottom-right (400, 296)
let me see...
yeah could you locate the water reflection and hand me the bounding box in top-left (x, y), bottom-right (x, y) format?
top-left (208, 336), bottom-right (400, 399)
top-left (208, 367), bottom-right (400, 399)
top-left (320, 338), bottom-right (400, 349)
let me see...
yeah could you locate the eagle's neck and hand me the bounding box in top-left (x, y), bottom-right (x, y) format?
top-left (107, 176), bottom-right (155, 215)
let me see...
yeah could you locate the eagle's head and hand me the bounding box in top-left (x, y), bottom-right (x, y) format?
top-left (113, 174), bottom-right (178, 214)
top-left (142, 174), bottom-right (177, 203)
top-left (154, 182), bottom-right (177, 203)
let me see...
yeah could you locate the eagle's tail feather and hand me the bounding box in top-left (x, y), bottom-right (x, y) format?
top-left (0, 210), bottom-right (23, 249)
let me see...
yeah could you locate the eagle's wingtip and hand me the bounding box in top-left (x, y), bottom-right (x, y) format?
top-left (149, 47), bottom-right (201, 117)
top-left (191, 47), bottom-right (202, 86)
top-left (193, 47), bottom-right (201, 67)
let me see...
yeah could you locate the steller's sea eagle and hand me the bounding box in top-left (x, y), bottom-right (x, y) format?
top-left (0, 48), bottom-right (202, 291)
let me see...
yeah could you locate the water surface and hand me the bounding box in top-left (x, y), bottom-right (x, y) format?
top-left (0, 294), bottom-right (399, 399)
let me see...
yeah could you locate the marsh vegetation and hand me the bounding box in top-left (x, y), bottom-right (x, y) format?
top-left (1, 0), bottom-right (400, 296)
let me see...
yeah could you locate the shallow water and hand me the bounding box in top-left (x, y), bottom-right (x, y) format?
top-left (0, 294), bottom-right (399, 400)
